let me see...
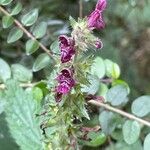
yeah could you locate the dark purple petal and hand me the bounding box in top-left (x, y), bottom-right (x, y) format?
top-left (96, 0), bottom-right (107, 11)
top-left (88, 10), bottom-right (105, 30)
top-left (56, 82), bottom-right (71, 94)
top-left (59, 35), bottom-right (75, 63)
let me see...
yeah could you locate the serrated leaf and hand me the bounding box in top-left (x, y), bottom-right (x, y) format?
top-left (7, 27), bottom-right (23, 43)
top-left (2, 16), bottom-right (14, 28)
top-left (11, 2), bottom-right (22, 16)
top-left (4, 80), bottom-right (43, 150)
top-left (25, 39), bottom-right (39, 55)
top-left (21, 9), bottom-right (38, 26)
top-left (144, 133), bottom-right (150, 150)
top-left (0, 58), bottom-right (11, 82)
top-left (123, 120), bottom-right (140, 145)
top-left (106, 85), bottom-right (128, 106)
top-left (11, 64), bottom-right (33, 82)
top-left (32, 22), bottom-right (47, 39)
top-left (33, 53), bottom-right (51, 72)
top-left (91, 57), bottom-right (105, 78)
top-left (131, 95), bottom-right (150, 117)
top-left (0, 0), bottom-right (12, 5)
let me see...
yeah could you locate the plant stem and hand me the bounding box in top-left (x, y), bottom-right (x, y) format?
top-left (89, 100), bottom-right (150, 127)
top-left (0, 83), bottom-right (37, 89)
top-left (79, 0), bottom-right (83, 18)
top-left (0, 6), bottom-right (54, 59)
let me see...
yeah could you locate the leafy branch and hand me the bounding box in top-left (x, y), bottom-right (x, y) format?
top-left (0, 6), bottom-right (54, 59)
top-left (89, 100), bottom-right (150, 127)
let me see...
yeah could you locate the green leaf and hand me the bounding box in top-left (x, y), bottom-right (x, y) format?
top-left (50, 40), bottom-right (60, 54)
top-left (99, 111), bottom-right (120, 135)
top-left (91, 57), bottom-right (105, 78)
top-left (32, 22), bottom-right (47, 39)
top-left (33, 53), bottom-right (51, 72)
top-left (21, 9), bottom-right (39, 26)
top-left (104, 59), bottom-right (120, 79)
top-left (97, 83), bottom-right (108, 99)
top-left (31, 87), bottom-right (43, 103)
top-left (112, 79), bottom-right (130, 94)
top-left (131, 95), bottom-right (150, 117)
top-left (123, 120), bottom-right (140, 145)
top-left (86, 132), bottom-right (107, 147)
top-left (11, 64), bottom-right (33, 82)
top-left (0, 0), bottom-right (12, 5)
top-left (0, 58), bottom-right (11, 82)
top-left (11, 2), bottom-right (22, 16)
top-left (4, 80), bottom-right (43, 150)
top-left (2, 16), bottom-right (14, 28)
top-left (7, 27), bottom-right (23, 43)
top-left (106, 85), bottom-right (128, 106)
top-left (81, 75), bottom-right (100, 95)
top-left (25, 39), bottom-right (39, 55)
top-left (144, 133), bottom-right (150, 150)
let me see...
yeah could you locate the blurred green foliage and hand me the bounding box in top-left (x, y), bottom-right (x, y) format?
top-left (0, 0), bottom-right (150, 149)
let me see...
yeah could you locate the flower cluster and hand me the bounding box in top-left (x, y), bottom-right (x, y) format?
top-left (55, 36), bottom-right (76, 102)
top-left (88, 0), bottom-right (107, 30)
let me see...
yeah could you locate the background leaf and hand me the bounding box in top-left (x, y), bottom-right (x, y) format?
top-left (144, 133), bottom-right (150, 150)
top-left (32, 22), bottom-right (47, 39)
top-left (2, 16), bottom-right (14, 28)
top-left (11, 64), bottom-right (33, 82)
top-left (25, 39), bottom-right (39, 55)
top-left (0, 0), bottom-right (12, 5)
top-left (91, 57), bottom-right (105, 78)
top-left (7, 27), bottom-right (23, 43)
top-left (131, 95), bottom-right (150, 117)
top-left (106, 85), bottom-right (129, 106)
top-left (0, 58), bottom-right (11, 83)
top-left (21, 9), bottom-right (38, 26)
top-left (122, 120), bottom-right (140, 145)
top-left (33, 53), bottom-right (51, 72)
top-left (11, 2), bottom-right (22, 16)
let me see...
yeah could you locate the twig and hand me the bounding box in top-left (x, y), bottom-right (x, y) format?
top-left (79, 0), bottom-right (83, 18)
top-left (0, 6), bottom-right (54, 59)
top-left (88, 100), bottom-right (150, 127)
top-left (0, 83), bottom-right (37, 89)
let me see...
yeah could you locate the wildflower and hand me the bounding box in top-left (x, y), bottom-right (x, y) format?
top-left (88, 0), bottom-right (107, 30)
top-left (55, 69), bottom-right (75, 102)
top-left (59, 35), bottom-right (75, 63)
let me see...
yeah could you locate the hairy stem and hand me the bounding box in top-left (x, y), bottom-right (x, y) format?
top-left (89, 100), bottom-right (150, 127)
top-left (0, 6), bottom-right (54, 59)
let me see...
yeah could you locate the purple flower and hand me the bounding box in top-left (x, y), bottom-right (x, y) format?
top-left (88, 0), bottom-right (107, 30)
top-left (59, 35), bottom-right (75, 63)
top-left (55, 69), bottom-right (75, 102)
top-left (96, 0), bottom-right (107, 11)
top-left (95, 39), bottom-right (103, 49)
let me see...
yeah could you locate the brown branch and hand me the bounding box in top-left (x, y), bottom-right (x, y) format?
top-left (79, 0), bottom-right (83, 18)
top-left (88, 100), bottom-right (150, 127)
top-left (0, 6), bottom-right (54, 59)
